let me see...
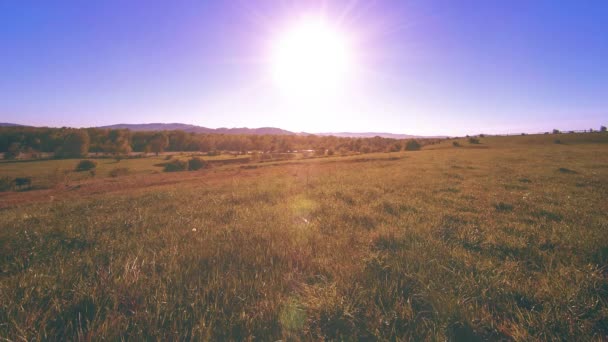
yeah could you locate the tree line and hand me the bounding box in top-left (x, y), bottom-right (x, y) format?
top-left (0, 126), bottom-right (436, 159)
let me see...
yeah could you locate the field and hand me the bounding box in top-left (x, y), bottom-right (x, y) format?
top-left (1, 134), bottom-right (607, 340)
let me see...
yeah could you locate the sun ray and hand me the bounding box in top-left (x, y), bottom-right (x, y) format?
top-left (269, 15), bottom-right (355, 97)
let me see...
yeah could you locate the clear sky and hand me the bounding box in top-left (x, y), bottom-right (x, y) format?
top-left (1, 0), bottom-right (607, 135)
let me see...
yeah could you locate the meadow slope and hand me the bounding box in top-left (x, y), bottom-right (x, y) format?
top-left (1, 135), bottom-right (607, 340)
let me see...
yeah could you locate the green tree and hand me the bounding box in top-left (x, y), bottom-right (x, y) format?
top-left (388, 142), bottom-right (402, 152)
top-left (106, 129), bottom-right (132, 156)
top-left (149, 133), bottom-right (168, 156)
top-left (169, 130), bottom-right (188, 151)
top-left (5, 142), bottom-right (21, 159)
top-left (55, 130), bottom-right (90, 158)
top-left (405, 140), bottom-right (421, 151)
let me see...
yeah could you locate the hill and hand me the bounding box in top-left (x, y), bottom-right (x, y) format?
top-left (98, 123), bottom-right (296, 135)
top-left (97, 123), bottom-right (441, 138)
top-left (315, 132), bottom-right (446, 139)
top-left (0, 123), bottom-right (28, 127)
top-left (5, 122), bottom-right (441, 138)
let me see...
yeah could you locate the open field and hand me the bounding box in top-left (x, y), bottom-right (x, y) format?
top-left (0, 153), bottom-right (255, 189)
top-left (1, 134), bottom-right (608, 340)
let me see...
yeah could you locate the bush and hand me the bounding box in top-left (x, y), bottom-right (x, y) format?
top-left (554, 139), bottom-right (562, 144)
top-left (452, 141), bottom-right (461, 147)
top-left (387, 143), bottom-right (401, 152)
top-left (164, 155), bottom-right (173, 160)
top-left (188, 157), bottom-right (207, 171)
top-left (109, 167), bottom-right (130, 177)
top-left (601, 126), bottom-right (607, 132)
top-left (0, 176), bottom-right (12, 191)
top-left (405, 140), bottom-right (421, 151)
top-left (75, 160), bottom-right (97, 172)
top-left (468, 138), bottom-right (480, 144)
top-left (5, 142), bottom-right (21, 160)
top-left (13, 177), bottom-right (32, 189)
top-left (207, 150), bottom-right (221, 156)
top-left (164, 159), bottom-right (187, 172)
top-left (494, 202), bottom-right (514, 212)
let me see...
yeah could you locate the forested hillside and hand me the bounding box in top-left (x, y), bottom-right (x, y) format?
top-left (0, 126), bottom-right (436, 158)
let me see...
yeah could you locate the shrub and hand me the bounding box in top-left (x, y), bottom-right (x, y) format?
top-left (452, 141), bottom-right (461, 147)
top-left (0, 176), bottom-right (12, 191)
top-left (13, 177), bottom-right (32, 190)
top-left (327, 149), bottom-right (335, 156)
top-left (468, 137), bottom-right (480, 144)
top-left (164, 155), bottom-right (173, 160)
top-left (554, 139), bottom-right (562, 144)
top-left (405, 140), bottom-right (421, 151)
top-left (558, 167), bottom-right (577, 174)
top-left (5, 142), bottom-right (21, 160)
top-left (494, 202), bottom-right (514, 212)
top-left (207, 150), bottom-right (221, 156)
top-left (552, 129), bottom-right (561, 134)
top-left (109, 167), bottom-right (129, 177)
top-left (601, 126), bottom-right (607, 132)
top-left (387, 143), bottom-right (401, 152)
top-left (75, 159), bottom-right (97, 172)
top-left (188, 157), bottom-right (207, 171)
top-left (164, 159), bottom-right (187, 172)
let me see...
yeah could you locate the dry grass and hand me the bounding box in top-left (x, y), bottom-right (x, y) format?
top-left (1, 134), bottom-right (607, 340)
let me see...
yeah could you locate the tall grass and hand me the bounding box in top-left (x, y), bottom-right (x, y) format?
top-left (1, 140), bottom-right (607, 340)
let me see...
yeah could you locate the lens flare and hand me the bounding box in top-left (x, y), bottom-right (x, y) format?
top-left (270, 16), bottom-right (354, 96)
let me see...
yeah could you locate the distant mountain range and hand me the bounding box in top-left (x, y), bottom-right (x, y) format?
top-left (97, 123), bottom-right (441, 138)
top-left (98, 123), bottom-right (295, 136)
top-left (0, 123), bottom-right (29, 127)
top-left (1, 122), bottom-right (443, 139)
top-left (316, 132), bottom-right (423, 139)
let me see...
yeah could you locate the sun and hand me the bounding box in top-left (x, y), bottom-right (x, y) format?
top-left (270, 16), bottom-right (355, 96)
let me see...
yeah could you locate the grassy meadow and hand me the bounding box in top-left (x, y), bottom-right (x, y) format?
top-left (1, 133), bottom-right (607, 340)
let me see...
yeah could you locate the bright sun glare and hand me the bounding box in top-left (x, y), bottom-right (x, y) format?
top-left (270, 17), bottom-right (354, 96)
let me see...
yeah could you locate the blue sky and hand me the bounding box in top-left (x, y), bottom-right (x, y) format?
top-left (1, 0), bottom-right (606, 135)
